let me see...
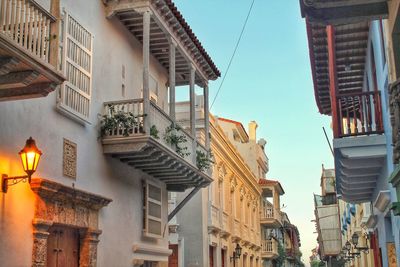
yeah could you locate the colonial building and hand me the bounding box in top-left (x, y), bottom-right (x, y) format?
top-left (259, 179), bottom-right (284, 266)
top-left (0, 0), bottom-right (219, 266)
top-left (314, 167), bottom-right (378, 266)
top-left (300, 0), bottom-right (400, 265)
top-left (169, 111), bottom-right (263, 267)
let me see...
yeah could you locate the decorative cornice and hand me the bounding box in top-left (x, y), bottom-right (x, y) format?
top-left (132, 243), bottom-right (172, 257)
top-left (30, 178), bottom-right (112, 210)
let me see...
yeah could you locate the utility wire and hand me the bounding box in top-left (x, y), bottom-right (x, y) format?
top-left (322, 127), bottom-right (334, 156)
top-left (210, 0), bottom-right (256, 110)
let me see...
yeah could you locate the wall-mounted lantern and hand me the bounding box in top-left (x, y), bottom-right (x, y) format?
top-left (230, 243), bottom-right (242, 263)
top-left (351, 232), bottom-right (370, 253)
top-left (1, 137), bottom-right (42, 193)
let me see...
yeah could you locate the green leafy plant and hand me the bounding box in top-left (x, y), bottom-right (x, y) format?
top-left (150, 125), bottom-right (160, 139)
top-left (100, 104), bottom-right (143, 137)
top-left (196, 150), bottom-right (214, 171)
top-left (164, 124), bottom-right (190, 157)
top-left (275, 242), bottom-right (287, 267)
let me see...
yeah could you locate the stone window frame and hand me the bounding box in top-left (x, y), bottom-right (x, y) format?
top-left (30, 178), bottom-right (112, 267)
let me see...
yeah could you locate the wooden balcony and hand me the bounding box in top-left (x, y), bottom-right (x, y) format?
top-left (300, 0), bottom-right (388, 25)
top-left (335, 91), bottom-right (384, 138)
top-left (0, 0), bottom-right (64, 101)
top-left (232, 218), bottom-right (241, 241)
top-left (208, 204), bottom-right (221, 234)
top-left (333, 91), bottom-right (386, 202)
top-left (314, 196), bottom-right (341, 257)
top-left (101, 99), bottom-right (212, 192)
top-left (260, 206), bottom-right (282, 227)
top-left (220, 211), bottom-right (230, 238)
top-left (241, 224), bottom-right (250, 245)
top-left (261, 239), bottom-right (278, 259)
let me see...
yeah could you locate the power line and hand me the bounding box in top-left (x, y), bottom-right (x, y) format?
top-left (210, 0), bottom-right (256, 110)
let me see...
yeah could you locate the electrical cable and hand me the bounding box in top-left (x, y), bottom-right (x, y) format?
top-left (210, 0), bottom-right (256, 110)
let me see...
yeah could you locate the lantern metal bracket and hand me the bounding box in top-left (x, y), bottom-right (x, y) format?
top-left (1, 174), bottom-right (30, 193)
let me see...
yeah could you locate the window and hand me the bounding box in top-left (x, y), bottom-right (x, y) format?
top-left (143, 180), bottom-right (163, 238)
top-left (57, 11), bottom-right (93, 123)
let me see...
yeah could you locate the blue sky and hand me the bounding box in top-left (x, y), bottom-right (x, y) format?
top-left (174, 0), bottom-right (334, 263)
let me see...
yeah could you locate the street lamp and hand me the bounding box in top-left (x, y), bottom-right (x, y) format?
top-left (351, 233), bottom-right (369, 253)
top-left (1, 137), bottom-right (42, 193)
top-left (230, 243), bottom-right (242, 264)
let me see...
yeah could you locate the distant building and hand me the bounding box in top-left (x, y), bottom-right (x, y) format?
top-left (300, 0), bottom-right (400, 265)
top-left (169, 103), bottom-right (264, 266)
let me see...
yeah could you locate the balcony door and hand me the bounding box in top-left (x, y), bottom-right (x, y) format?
top-left (47, 225), bottom-right (79, 267)
top-left (221, 249), bottom-right (225, 267)
top-left (209, 246), bottom-right (214, 267)
top-left (168, 244), bottom-right (178, 267)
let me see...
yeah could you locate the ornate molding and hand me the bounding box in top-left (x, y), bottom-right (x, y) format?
top-left (390, 79), bottom-right (400, 164)
top-left (240, 186), bottom-right (245, 201)
top-left (30, 178), bottom-right (112, 211)
top-left (169, 224), bottom-right (179, 233)
top-left (63, 138), bottom-right (77, 179)
top-left (230, 176), bottom-right (237, 192)
top-left (132, 243), bottom-right (172, 257)
top-left (30, 178), bottom-right (112, 267)
top-left (208, 225), bottom-right (221, 235)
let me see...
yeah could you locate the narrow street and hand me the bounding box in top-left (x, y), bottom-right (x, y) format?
top-left (0, 1), bottom-right (399, 267)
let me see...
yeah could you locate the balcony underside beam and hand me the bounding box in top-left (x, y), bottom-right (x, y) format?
top-left (334, 135), bottom-right (386, 203)
top-left (302, 1), bottom-right (388, 25)
top-left (103, 136), bottom-right (212, 192)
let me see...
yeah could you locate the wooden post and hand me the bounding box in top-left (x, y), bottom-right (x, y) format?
top-left (326, 25), bottom-right (340, 138)
top-left (169, 40), bottom-right (176, 120)
top-left (190, 65), bottom-right (197, 163)
top-left (142, 10), bottom-right (151, 133)
top-left (49, 0), bottom-right (60, 66)
top-left (204, 83), bottom-right (210, 151)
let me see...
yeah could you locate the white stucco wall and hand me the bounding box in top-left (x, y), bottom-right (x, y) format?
top-left (0, 0), bottom-right (172, 266)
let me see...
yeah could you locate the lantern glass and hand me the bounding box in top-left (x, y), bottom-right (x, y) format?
top-left (235, 244), bottom-right (242, 258)
top-left (352, 233), bottom-right (359, 246)
top-left (19, 137), bottom-right (42, 177)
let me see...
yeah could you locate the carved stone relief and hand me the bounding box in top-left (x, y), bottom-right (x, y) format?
top-left (63, 138), bottom-right (77, 179)
top-left (30, 178), bottom-right (112, 267)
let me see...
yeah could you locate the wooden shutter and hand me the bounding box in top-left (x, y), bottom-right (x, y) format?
top-left (58, 11), bottom-right (93, 123)
top-left (143, 180), bottom-right (163, 238)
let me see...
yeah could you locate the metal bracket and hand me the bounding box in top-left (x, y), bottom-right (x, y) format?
top-left (1, 174), bottom-right (29, 193)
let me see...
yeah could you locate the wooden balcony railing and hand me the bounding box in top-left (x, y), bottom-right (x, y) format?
top-left (261, 206), bottom-right (281, 221)
top-left (233, 218), bottom-right (241, 237)
top-left (210, 204), bottom-right (220, 228)
top-left (102, 99), bottom-right (199, 166)
top-left (261, 239), bottom-right (278, 254)
top-left (222, 211), bottom-right (230, 233)
top-left (0, 0), bottom-right (56, 62)
top-left (336, 91), bottom-right (384, 138)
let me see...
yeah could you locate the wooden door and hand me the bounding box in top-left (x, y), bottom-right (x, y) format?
top-left (168, 244), bottom-right (178, 267)
top-left (221, 249), bottom-right (225, 267)
top-left (47, 225), bottom-right (80, 267)
top-left (209, 246), bottom-right (214, 267)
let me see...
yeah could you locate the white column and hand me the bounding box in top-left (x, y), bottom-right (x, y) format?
top-left (216, 243), bottom-right (222, 267)
top-left (204, 83), bottom-right (210, 150)
top-left (142, 10), bottom-right (151, 133)
top-left (190, 65), bottom-right (197, 163)
top-left (169, 40), bottom-right (176, 120)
